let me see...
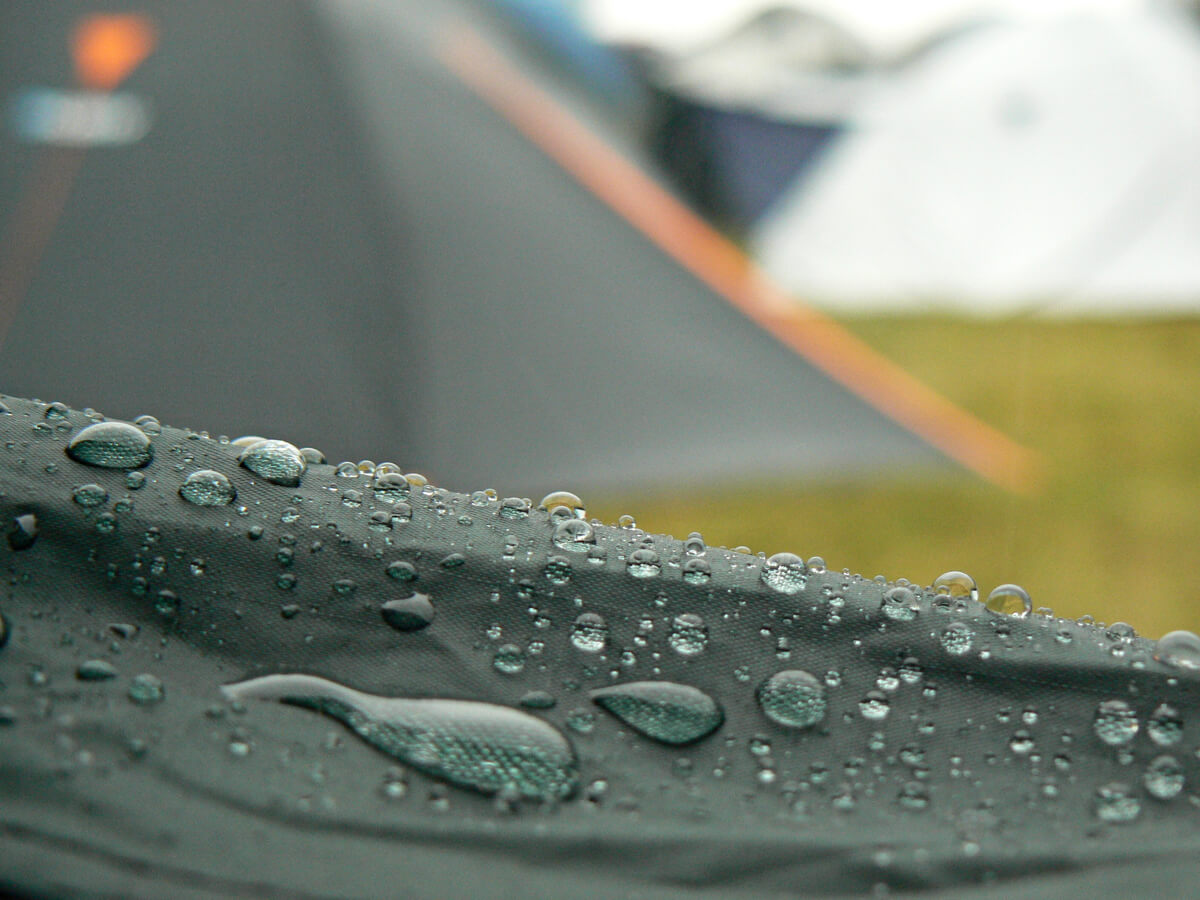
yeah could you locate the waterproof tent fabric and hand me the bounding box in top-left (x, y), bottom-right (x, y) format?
top-left (1, 394), bottom-right (1199, 899)
top-left (0, 0), bottom-right (1028, 498)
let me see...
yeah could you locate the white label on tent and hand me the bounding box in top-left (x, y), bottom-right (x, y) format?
top-left (7, 87), bottom-right (151, 147)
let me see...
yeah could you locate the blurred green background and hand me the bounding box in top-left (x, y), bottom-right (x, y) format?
top-left (593, 316), bottom-right (1200, 639)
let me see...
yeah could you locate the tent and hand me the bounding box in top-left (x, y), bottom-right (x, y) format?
top-left (1, 392), bottom-right (1198, 898)
top-left (0, 0), bottom-right (1032, 495)
top-left (750, 9), bottom-right (1200, 313)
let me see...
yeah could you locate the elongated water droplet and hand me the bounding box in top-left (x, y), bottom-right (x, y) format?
top-left (1094, 699), bottom-right (1139, 746)
top-left (590, 681), bottom-right (723, 745)
top-left (179, 469), bottom-right (237, 506)
top-left (1155, 630), bottom-right (1200, 670)
top-left (381, 593), bottom-right (435, 632)
top-left (933, 571), bottom-right (978, 601)
top-left (668, 613), bottom-right (708, 656)
top-left (222, 674), bottom-right (578, 800)
top-left (538, 491), bottom-right (585, 519)
top-left (76, 659), bottom-right (118, 681)
top-left (238, 440), bottom-right (306, 487)
top-left (570, 613), bottom-right (608, 652)
top-left (6, 513), bottom-right (38, 551)
top-left (66, 421), bottom-right (153, 469)
top-left (757, 669), bottom-right (826, 729)
top-left (985, 584), bottom-right (1031, 617)
top-left (762, 553), bottom-right (807, 594)
top-left (1148, 703), bottom-right (1183, 746)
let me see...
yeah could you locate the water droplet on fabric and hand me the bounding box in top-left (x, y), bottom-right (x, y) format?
top-left (933, 571), bottom-right (978, 602)
top-left (1148, 703), bottom-right (1183, 746)
top-left (1144, 754), bottom-right (1184, 799)
top-left (5, 513), bottom-right (38, 551)
top-left (668, 614), bottom-right (708, 657)
top-left (627, 548), bottom-right (661, 578)
top-left (125, 471), bottom-right (146, 490)
top-left (1155, 630), bottom-right (1200, 669)
top-left (538, 491), bottom-right (585, 519)
top-left (386, 561), bottom-right (418, 583)
top-left (72, 483), bottom-right (108, 507)
top-left (880, 586), bottom-right (919, 621)
top-left (590, 681), bottom-right (723, 745)
top-left (222, 674), bottom-right (578, 801)
top-left (76, 659), bottom-right (118, 681)
top-left (552, 519), bottom-right (595, 553)
top-left (43, 401), bottom-right (70, 421)
top-left (1094, 699), bottom-right (1139, 746)
top-left (133, 414), bottom-right (162, 434)
top-left (682, 557), bottom-right (712, 585)
top-left (985, 584), bottom-right (1031, 617)
top-left (940, 621), bottom-right (974, 656)
top-left (683, 533), bottom-right (706, 556)
top-left (859, 691), bottom-right (890, 721)
top-left (66, 421), bottom-right (153, 469)
top-left (381, 593), bottom-right (435, 632)
top-left (761, 553), bottom-right (807, 594)
top-left (179, 469), bottom-right (237, 506)
top-left (238, 440), bottom-right (306, 487)
top-left (128, 674), bottom-right (165, 705)
top-left (757, 669), bottom-right (826, 729)
top-left (570, 613), bottom-right (608, 652)
top-left (499, 498), bottom-right (531, 520)
top-left (493, 644), bottom-right (526, 674)
top-left (1094, 782), bottom-right (1140, 822)
top-left (543, 556), bottom-right (572, 585)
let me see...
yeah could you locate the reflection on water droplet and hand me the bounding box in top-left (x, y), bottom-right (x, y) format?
top-left (933, 571), bottom-right (978, 602)
top-left (66, 421), bottom-right (153, 469)
top-left (5, 513), bottom-right (38, 551)
top-left (762, 553), bottom-right (807, 594)
top-left (627, 548), bottom-right (661, 578)
top-left (381, 593), bottom-right (435, 632)
top-left (239, 440), bottom-right (306, 487)
top-left (590, 681), bottom-right (723, 745)
top-left (493, 644), bottom-right (526, 674)
top-left (859, 691), bottom-right (890, 721)
top-left (985, 584), bottom-right (1031, 617)
top-left (222, 674), bottom-right (578, 800)
top-left (1156, 630), bottom-right (1200, 670)
top-left (570, 613), bottom-right (608, 652)
top-left (538, 491), bottom-right (585, 519)
top-left (499, 498), bottom-right (531, 520)
top-left (669, 614), bottom-right (708, 657)
top-left (880, 586), bottom-right (919, 621)
top-left (552, 519), bottom-right (595, 553)
top-left (1095, 782), bottom-right (1140, 822)
top-left (133, 414), bottom-right (162, 434)
top-left (1094, 699), bottom-right (1139, 746)
top-left (76, 659), bottom-right (118, 681)
top-left (543, 555), bottom-right (572, 585)
top-left (72, 483), bottom-right (108, 507)
top-left (682, 557), bottom-right (711, 584)
top-left (757, 669), bottom-right (826, 729)
top-left (128, 673), bottom-right (164, 705)
top-left (1148, 703), bottom-right (1183, 746)
top-left (179, 470), bottom-right (236, 506)
top-left (1144, 754), bottom-right (1184, 799)
top-left (940, 621), bottom-right (974, 656)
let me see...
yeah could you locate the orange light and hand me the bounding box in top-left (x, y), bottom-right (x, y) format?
top-left (71, 14), bottom-right (156, 91)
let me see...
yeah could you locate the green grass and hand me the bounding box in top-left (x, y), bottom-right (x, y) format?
top-left (590, 316), bottom-right (1200, 639)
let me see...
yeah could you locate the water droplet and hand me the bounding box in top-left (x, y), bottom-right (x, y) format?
top-left (939, 621), bottom-right (974, 656)
top-left (5, 513), bottom-right (37, 551)
top-left (371, 472), bottom-right (410, 505)
top-left (499, 498), bottom-right (531, 520)
top-left (44, 401), bottom-right (70, 420)
top-left (1094, 782), bottom-right (1140, 823)
top-left (985, 584), bottom-right (1031, 618)
top-left (179, 469), bottom-right (236, 506)
top-left (590, 681), bottom-right (723, 745)
top-left (238, 440), bottom-right (306, 487)
top-left (76, 659), bottom-right (118, 681)
top-left (72, 483), bottom-right (108, 507)
top-left (570, 613), bottom-right (608, 652)
top-left (668, 614), bottom-right (708, 657)
top-left (757, 669), bottom-right (826, 729)
top-left (859, 691), bottom-right (890, 721)
top-left (761, 553), bottom-right (807, 594)
top-left (222, 674), bottom-right (578, 801)
top-left (133, 414), bottom-right (162, 434)
top-left (386, 561), bottom-right (418, 583)
top-left (1106, 622), bottom-right (1137, 642)
top-left (125, 470), bottom-right (146, 490)
top-left (381, 593), bottom-right (435, 632)
top-left (682, 557), bottom-right (712, 585)
top-left (493, 644), bottom-right (526, 674)
top-left (543, 555), bottom-right (572, 585)
top-left (1155, 630), bottom-right (1200, 670)
top-left (897, 782), bottom-right (930, 810)
top-left (538, 491), bottom-right (585, 519)
top-left (1144, 754), bottom-right (1184, 799)
top-left (1008, 730), bottom-right (1035, 755)
top-left (128, 673), bottom-right (165, 705)
top-left (898, 657), bottom-right (923, 684)
top-left (880, 586), bottom-right (919, 622)
top-left (95, 512), bottom-right (118, 534)
top-left (933, 571), bottom-right (978, 601)
top-left (1094, 699), bottom-right (1139, 746)
top-left (1148, 703), bottom-right (1183, 746)
top-left (551, 518), bottom-right (595, 553)
top-left (626, 548), bottom-right (661, 578)
top-left (66, 421), bottom-right (153, 469)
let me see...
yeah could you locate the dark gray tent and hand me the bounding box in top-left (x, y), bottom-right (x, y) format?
top-left (0, 0), bottom-right (1032, 496)
top-left (0, 393), bottom-right (1196, 899)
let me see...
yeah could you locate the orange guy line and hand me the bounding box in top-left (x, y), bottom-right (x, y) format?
top-left (437, 26), bottom-right (1040, 493)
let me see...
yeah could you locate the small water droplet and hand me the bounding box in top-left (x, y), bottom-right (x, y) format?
top-left (859, 691), bottom-right (890, 721)
top-left (552, 519), bottom-right (595, 553)
top-left (133, 414), bottom-right (162, 434)
top-left (933, 571), bottom-right (978, 602)
top-left (381, 593), bottom-right (435, 632)
top-left (757, 669), bottom-right (826, 729)
top-left (128, 673), bottom-right (165, 705)
top-left (66, 421), bottom-right (153, 469)
top-left (72, 483), bottom-right (108, 507)
top-left (570, 613), bottom-right (608, 653)
top-left (1148, 703), bottom-right (1183, 746)
top-left (179, 469), bottom-right (237, 506)
top-left (590, 681), bottom-right (723, 745)
top-left (543, 555), bottom-right (572, 585)
top-left (1156, 630), bottom-right (1200, 669)
top-left (538, 491), bottom-right (586, 519)
top-left (761, 553), bottom-right (807, 594)
top-left (1144, 754), bottom-right (1184, 799)
top-left (1093, 699), bottom-right (1139, 746)
top-left (76, 659), bottom-right (118, 681)
top-left (493, 644), bottom-right (526, 674)
top-left (985, 584), bottom-right (1031, 618)
top-left (386, 561), bottom-right (418, 583)
top-left (498, 498), bottom-right (531, 520)
top-left (668, 613), bottom-right (708, 657)
top-left (1094, 782), bottom-right (1140, 822)
top-left (681, 557), bottom-right (711, 584)
top-left (238, 440), bottom-right (306, 487)
top-left (372, 472), bottom-right (410, 504)
top-left (6, 513), bottom-right (38, 551)
top-left (626, 548), bottom-right (661, 578)
top-left (125, 470), bottom-right (146, 490)
top-left (939, 621), bottom-right (974, 656)
top-left (880, 586), bottom-right (919, 622)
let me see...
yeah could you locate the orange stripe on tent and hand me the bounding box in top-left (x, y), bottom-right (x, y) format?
top-left (72, 14), bottom-right (157, 91)
top-left (437, 26), bottom-right (1040, 494)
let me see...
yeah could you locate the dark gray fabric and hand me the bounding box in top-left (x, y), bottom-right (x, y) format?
top-left (0, 393), bottom-right (1197, 899)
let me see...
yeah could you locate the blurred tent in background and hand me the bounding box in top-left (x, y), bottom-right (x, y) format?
top-left (0, 0), bottom-right (1031, 496)
top-left (589, 0), bottom-right (1200, 313)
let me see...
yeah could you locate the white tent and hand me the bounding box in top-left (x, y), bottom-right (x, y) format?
top-left (750, 10), bottom-right (1200, 313)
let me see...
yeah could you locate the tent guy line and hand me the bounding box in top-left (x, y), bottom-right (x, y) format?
top-left (438, 23), bottom-right (1040, 494)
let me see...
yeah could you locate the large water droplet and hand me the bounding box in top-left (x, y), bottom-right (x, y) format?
top-left (552, 519), bottom-right (595, 553)
top-left (939, 621), bottom-right (974, 656)
top-left (179, 469), bottom-right (237, 506)
top-left (757, 669), bottom-right (826, 729)
top-left (238, 440), bottom-right (306, 487)
top-left (1155, 630), bottom-right (1200, 670)
top-left (985, 584), bottom-right (1031, 617)
top-left (570, 613), bottom-right (608, 652)
top-left (222, 674), bottom-right (578, 801)
top-left (66, 421), bottom-right (153, 469)
top-left (1093, 699), bottom-right (1139, 746)
top-left (668, 614), bottom-right (708, 657)
top-left (880, 586), bottom-right (919, 622)
top-left (761, 553), bottom-right (807, 594)
top-left (1144, 754), bottom-right (1184, 799)
top-left (6, 513), bottom-right (38, 551)
top-left (538, 491), bottom-right (585, 519)
top-left (1094, 782), bottom-right (1140, 823)
top-left (933, 571), bottom-right (978, 602)
top-left (590, 681), bottom-right (722, 745)
top-left (381, 594), bottom-right (435, 632)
